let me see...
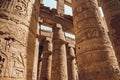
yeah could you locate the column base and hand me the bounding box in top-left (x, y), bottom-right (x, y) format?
top-left (0, 77), bottom-right (26, 80)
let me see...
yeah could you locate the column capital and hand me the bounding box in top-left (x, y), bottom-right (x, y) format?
top-left (40, 36), bottom-right (52, 80)
top-left (44, 37), bottom-right (52, 43)
top-left (67, 43), bottom-right (75, 48)
top-left (53, 24), bottom-right (66, 44)
top-left (43, 37), bottom-right (53, 53)
top-left (67, 44), bottom-right (76, 60)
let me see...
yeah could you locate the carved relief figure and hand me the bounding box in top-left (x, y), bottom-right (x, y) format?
top-left (0, 0), bottom-right (29, 16)
top-left (14, 0), bottom-right (28, 16)
top-left (0, 36), bottom-right (26, 78)
top-left (11, 51), bottom-right (26, 78)
top-left (0, 38), bottom-right (9, 77)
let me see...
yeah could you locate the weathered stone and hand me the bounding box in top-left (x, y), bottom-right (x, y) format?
top-left (40, 37), bottom-right (52, 80)
top-left (57, 0), bottom-right (64, 15)
top-left (32, 23), bottom-right (40, 80)
top-left (0, 0), bottom-right (40, 80)
top-left (51, 24), bottom-right (68, 80)
top-left (1, 0), bottom-right (120, 80)
top-left (40, 0), bottom-right (43, 4)
top-left (66, 43), bottom-right (78, 80)
top-left (39, 5), bottom-right (74, 34)
top-left (72, 0), bottom-right (120, 80)
top-left (98, 0), bottom-right (120, 66)
top-left (37, 45), bottom-right (43, 80)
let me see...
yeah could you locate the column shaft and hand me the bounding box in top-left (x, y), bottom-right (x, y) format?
top-left (37, 57), bottom-right (42, 80)
top-left (98, 0), bottom-right (120, 65)
top-left (0, 0), bottom-right (40, 80)
top-left (40, 37), bottom-right (52, 80)
top-left (32, 22), bottom-right (40, 80)
top-left (37, 45), bottom-right (43, 80)
top-left (67, 44), bottom-right (77, 80)
top-left (72, 0), bottom-right (120, 80)
top-left (51, 24), bottom-right (68, 80)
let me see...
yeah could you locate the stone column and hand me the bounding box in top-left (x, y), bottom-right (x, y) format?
top-left (67, 44), bottom-right (77, 80)
top-left (37, 45), bottom-right (43, 80)
top-left (72, 0), bottom-right (120, 80)
top-left (40, 37), bottom-right (52, 80)
top-left (32, 22), bottom-right (40, 80)
top-left (98, 0), bottom-right (120, 66)
top-left (0, 0), bottom-right (40, 80)
top-left (57, 0), bottom-right (64, 15)
top-left (51, 24), bottom-right (68, 80)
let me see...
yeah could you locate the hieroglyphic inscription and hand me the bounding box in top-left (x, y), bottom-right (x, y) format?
top-left (13, 0), bottom-right (28, 16)
top-left (0, 0), bottom-right (29, 16)
top-left (0, 53), bottom-right (7, 77)
top-left (73, 2), bottom-right (90, 18)
top-left (11, 51), bottom-right (26, 78)
top-left (0, 37), bottom-right (12, 77)
top-left (76, 27), bottom-right (106, 44)
top-left (0, 36), bottom-right (26, 78)
top-left (0, 0), bottom-right (12, 9)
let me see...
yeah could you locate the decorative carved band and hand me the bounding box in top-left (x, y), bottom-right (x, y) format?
top-left (0, 0), bottom-right (29, 17)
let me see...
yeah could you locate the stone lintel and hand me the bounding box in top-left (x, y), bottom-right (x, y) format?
top-left (39, 4), bottom-right (74, 34)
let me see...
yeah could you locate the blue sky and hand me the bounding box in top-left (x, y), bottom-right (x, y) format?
top-left (43, 0), bottom-right (57, 9)
top-left (43, 0), bottom-right (103, 17)
top-left (43, 0), bottom-right (72, 15)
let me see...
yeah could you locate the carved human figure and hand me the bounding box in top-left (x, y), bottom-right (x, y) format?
top-left (0, 37), bottom-right (26, 78)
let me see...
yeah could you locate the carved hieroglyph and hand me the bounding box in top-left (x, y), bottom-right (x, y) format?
top-left (72, 0), bottom-right (120, 80)
top-left (0, 0), bottom-right (39, 80)
top-left (0, 0), bottom-right (29, 78)
top-left (0, 0), bottom-right (28, 16)
top-left (98, 0), bottom-right (120, 66)
top-left (0, 23), bottom-right (28, 78)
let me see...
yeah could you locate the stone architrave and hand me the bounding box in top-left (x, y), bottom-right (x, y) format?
top-left (51, 24), bottom-right (68, 80)
top-left (72, 0), bottom-right (120, 80)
